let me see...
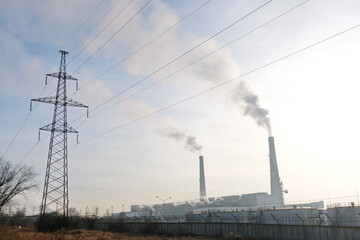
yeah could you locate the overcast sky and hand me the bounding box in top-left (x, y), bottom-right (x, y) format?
top-left (1, 0), bottom-right (360, 215)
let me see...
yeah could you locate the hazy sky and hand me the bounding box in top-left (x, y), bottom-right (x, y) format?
top-left (1, 0), bottom-right (360, 215)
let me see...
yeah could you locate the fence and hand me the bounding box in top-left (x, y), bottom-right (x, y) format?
top-left (96, 221), bottom-right (360, 240)
top-left (112, 208), bottom-right (360, 227)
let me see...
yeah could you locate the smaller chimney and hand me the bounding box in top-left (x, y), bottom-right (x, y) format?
top-left (199, 155), bottom-right (206, 199)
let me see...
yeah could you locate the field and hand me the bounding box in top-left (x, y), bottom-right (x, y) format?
top-left (0, 227), bottom-right (218, 240)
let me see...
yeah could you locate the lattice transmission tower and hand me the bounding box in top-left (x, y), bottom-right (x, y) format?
top-left (31, 50), bottom-right (88, 222)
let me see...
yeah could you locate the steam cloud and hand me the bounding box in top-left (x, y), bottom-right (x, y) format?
top-left (232, 81), bottom-right (272, 136)
top-left (167, 128), bottom-right (203, 154)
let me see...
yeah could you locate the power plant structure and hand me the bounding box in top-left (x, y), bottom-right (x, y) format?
top-left (199, 155), bottom-right (206, 199)
top-left (268, 136), bottom-right (285, 206)
top-left (122, 136), bottom-right (323, 219)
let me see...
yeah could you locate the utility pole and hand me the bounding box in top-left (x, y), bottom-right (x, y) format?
top-left (31, 50), bottom-right (88, 229)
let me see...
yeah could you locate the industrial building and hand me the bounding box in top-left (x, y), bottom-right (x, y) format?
top-left (115, 136), bottom-right (325, 221)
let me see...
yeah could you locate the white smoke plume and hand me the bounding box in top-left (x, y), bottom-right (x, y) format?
top-left (166, 128), bottom-right (203, 154)
top-left (232, 81), bottom-right (272, 136)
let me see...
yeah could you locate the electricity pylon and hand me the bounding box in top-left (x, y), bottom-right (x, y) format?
top-left (31, 50), bottom-right (88, 225)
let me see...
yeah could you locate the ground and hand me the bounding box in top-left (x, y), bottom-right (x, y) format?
top-left (0, 227), bottom-right (231, 240)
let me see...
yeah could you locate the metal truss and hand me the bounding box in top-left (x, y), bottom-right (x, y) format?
top-left (31, 50), bottom-right (88, 220)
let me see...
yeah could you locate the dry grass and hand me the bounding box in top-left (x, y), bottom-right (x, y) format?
top-left (0, 227), bottom-right (214, 240)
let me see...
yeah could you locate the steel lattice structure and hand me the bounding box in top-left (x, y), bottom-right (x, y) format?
top-left (31, 50), bottom-right (88, 220)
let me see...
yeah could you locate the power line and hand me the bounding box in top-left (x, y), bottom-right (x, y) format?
top-left (61, 0), bottom-right (106, 50)
top-left (62, 0), bottom-right (305, 126)
top-left (79, 24), bottom-right (360, 144)
top-left (77, 0), bottom-right (213, 92)
top-left (1, 69), bottom-right (53, 159)
top-left (87, 0), bottom-right (309, 119)
top-left (73, 0), bottom-right (272, 120)
top-left (47, 52), bottom-right (60, 73)
top-left (28, 0), bottom-right (280, 159)
top-left (18, 140), bottom-right (40, 165)
top-left (67, 0), bottom-right (124, 55)
top-left (1, 112), bottom-right (31, 159)
top-left (71, 0), bottom-right (153, 75)
top-left (18, 132), bottom-right (52, 167)
top-left (68, 0), bottom-right (135, 66)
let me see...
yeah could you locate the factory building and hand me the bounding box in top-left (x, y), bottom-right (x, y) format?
top-left (123, 136), bottom-right (324, 220)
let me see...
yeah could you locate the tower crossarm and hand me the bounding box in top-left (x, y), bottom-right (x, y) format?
top-left (39, 122), bottom-right (78, 133)
top-left (46, 72), bottom-right (78, 81)
top-left (31, 96), bottom-right (88, 108)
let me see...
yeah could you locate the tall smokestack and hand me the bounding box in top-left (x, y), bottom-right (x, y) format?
top-left (268, 137), bottom-right (284, 206)
top-left (199, 156), bottom-right (206, 199)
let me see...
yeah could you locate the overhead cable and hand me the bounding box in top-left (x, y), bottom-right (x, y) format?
top-left (68, 0), bottom-right (124, 55)
top-left (87, 0), bottom-right (309, 119)
top-left (79, 24), bottom-right (360, 143)
top-left (62, 0), bottom-right (106, 50)
top-left (77, 0), bottom-right (213, 92)
top-left (68, 0), bottom-right (135, 65)
top-left (73, 0), bottom-right (273, 120)
top-left (71, 0), bottom-right (153, 74)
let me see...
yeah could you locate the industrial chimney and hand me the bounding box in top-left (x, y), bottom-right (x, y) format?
top-left (268, 137), bottom-right (284, 206)
top-left (199, 155), bottom-right (207, 199)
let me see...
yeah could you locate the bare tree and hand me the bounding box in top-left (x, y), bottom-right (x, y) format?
top-left (68, 207), bottom-right (80, 217)
top-left (0, 158), bottom-right (36, 210)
